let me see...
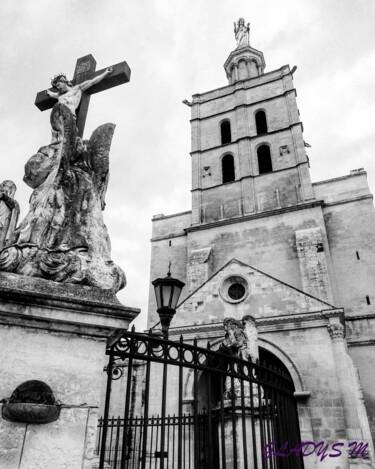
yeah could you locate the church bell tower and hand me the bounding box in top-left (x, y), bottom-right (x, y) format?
top-left (190, 20), bottom-right (314, 225)
top-left (148, 19), bottom-right (375, 452)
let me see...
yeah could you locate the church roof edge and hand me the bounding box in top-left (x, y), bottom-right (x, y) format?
top-left (313, 169), bottom-right (367, 186)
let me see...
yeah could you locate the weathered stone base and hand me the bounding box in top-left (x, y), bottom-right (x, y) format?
top-left (0, 272), bottom-right (139, 469)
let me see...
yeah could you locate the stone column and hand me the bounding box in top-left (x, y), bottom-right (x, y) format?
top-left (328, 320), bottom-right (375, 467)
top-left (246, 59), bottom-right (252, 78)
top-left (234, 64), bottom-right (239, 82)
top-left (327, 321), bottom-right (363, 440)
top-left (0, 272), bottom-right (139, 469)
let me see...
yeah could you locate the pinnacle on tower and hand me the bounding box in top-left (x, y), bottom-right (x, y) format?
top-left (224, 18), bottom-right (266, 84)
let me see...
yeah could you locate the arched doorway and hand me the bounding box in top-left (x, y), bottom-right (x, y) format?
top-left (196, 346), bottom-right (304, 468)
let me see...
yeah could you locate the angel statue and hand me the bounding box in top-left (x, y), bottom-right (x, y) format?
top-left (220, 316), bottom-right (260, 405)
top-left (234, 18), bottom-right (250, 47)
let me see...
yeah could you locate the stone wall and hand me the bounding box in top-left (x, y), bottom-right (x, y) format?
top-left (0, 273), bottom-right (139, 469)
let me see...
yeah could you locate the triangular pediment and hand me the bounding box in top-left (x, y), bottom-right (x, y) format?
top-left (175, 259), bottom-right (335, 327)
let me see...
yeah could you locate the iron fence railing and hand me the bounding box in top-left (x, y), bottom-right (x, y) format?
top-left (97, 329), bottom-right (303, 469)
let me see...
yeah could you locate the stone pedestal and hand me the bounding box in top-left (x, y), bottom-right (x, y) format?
top-left (216, 402), bottom-right (264, 469)
top-left (0, 272), bottom-right (139, 469)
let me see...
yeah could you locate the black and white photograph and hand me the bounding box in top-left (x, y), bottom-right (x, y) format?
top-left (0, 1), bottom-right (374, 468)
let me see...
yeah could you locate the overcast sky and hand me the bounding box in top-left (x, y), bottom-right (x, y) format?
top-left (0, 0), bottom-right (374, 330)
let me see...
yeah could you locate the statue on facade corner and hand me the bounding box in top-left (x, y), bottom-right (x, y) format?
top-left (0, 181), bottom-right (20, 251)
top-left (234, 18), bottom-right (250, 47)
top-left (221, 316), bottom-right (260, 403)
top-left (221, 317), bottom-right (250, 360)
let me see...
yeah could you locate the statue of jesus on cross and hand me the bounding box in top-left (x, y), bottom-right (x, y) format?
top-left (35, 54), bottom-right (131, 137)
top-left (46, 68), bottom-right (113, 117)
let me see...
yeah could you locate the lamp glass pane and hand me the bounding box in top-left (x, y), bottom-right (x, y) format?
top-left (161, 285), bottom-right (172, 308)
top-left (171, 285), bottom-right (182, 309)
top-left (154, 284), bottom-right (162, 309)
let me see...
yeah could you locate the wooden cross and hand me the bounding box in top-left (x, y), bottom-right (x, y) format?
top-left (35, 54), bottom-right (131, 137)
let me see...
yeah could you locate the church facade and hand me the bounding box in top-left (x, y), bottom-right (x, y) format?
top-left (148, 27), bottom-right (375, 465)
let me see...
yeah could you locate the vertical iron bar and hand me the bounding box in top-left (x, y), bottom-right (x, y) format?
top-left (207, 367), bottom-right (213, 469)
top-left (178, 336), bottom-right (183, 469)
top-left (188, 412), bottom-right (192, 469)
top-left (193, 339), bottom-right (199, 469)
top-left (220, 374), bottom-right (226, 469)
top-left (141, 343), bottom-right (152, 469)
top-left (137, 416), bottom-right (144, 469)
top-left (96, 419), bottom-right (103, 456)
top-left (121, 356), bottom-right (134, 469)
top-left (99, 352), bottom-right (115, 469)
top-left (108, 418), bottom-right (114, 465)
top-left (269, 388), bottom-right (278, 469)
top-left (183, 414), bottom-right (186, 469)
top-left (149, 417), bottom-right (154, 469)
top-left (167, 415), bottom-right (170, 469)
top-left (114, 417), bottom-right (121, 469)
top-left (132, 418), bottom-right (138, 469)
top-left (274, 386), bottom-right (283, 469)
top-left (172, 414), bottom-right (176, 469)
top-left (283, 394), bottom-right (290, 469)
top-left (264, 386), bottom-right (273, 469)
top-left (249, 369), bottom-right (258, 469)
top-left (277, 387), bottom-right (288, 469)
top-left (240, 378), bottom-right (248, 469)
top-left (257, 380), bottom-right (266, 469)
top-left (160, 351), bottom-right (169, 468)
top-left (154, 416), bottom-right (160, 469)
top-left (230, 368), bottom-right (238, 469)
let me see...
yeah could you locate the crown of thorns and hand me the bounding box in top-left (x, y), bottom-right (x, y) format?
top-left (51, 73), bottom-right (72, 88)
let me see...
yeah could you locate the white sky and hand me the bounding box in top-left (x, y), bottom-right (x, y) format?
top-left (0, 0), bottom-right (374, 330)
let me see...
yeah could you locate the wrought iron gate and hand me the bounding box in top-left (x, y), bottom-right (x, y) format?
top-left (96, 329), bottom-right (303, 469)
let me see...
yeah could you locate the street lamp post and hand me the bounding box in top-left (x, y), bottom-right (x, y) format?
top-left (152, 264), bottom-right (185, 338)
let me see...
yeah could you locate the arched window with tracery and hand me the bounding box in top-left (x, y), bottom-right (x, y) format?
top-left (222, 154), bottom-right (235, 183)
top-left (257, 145), bottom-right (273, 174)
top-left (255, 110), bottom-right (268, 135)
top-left (221, 121), bottom-right (232, 145)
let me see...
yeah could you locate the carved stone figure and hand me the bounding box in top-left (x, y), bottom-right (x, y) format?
top-left (47, 68), bottom-right (113, 118)
top-left (221, 316), bottom-right (260, 404)
top-left (221, 317), bottom-right (250, 400)
top-left (0, 180), bottom-right (19, 251)
top-left (0, 103), bottom-right (125, 291)
top-left (234, 18), bottom-right (250, 47)
top-left (222, 317), bottom-right (250, 360)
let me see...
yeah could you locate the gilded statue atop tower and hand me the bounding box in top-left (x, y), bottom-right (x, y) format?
top-left (234, 18), bottom-right (250, 47)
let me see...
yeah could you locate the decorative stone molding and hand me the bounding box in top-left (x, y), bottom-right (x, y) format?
top-left (327, 322), bottom-right (345, 340)
top-left (168, 309), bottom-right (344, 338)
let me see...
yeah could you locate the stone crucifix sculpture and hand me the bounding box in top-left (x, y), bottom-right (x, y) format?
top-left (0, 55), bottom-right (131, 292)
top-left (35, 54), bottom-right (131, 138)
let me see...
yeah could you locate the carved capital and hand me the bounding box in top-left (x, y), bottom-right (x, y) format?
top-left (327, 323), bottom-right (345, 340)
